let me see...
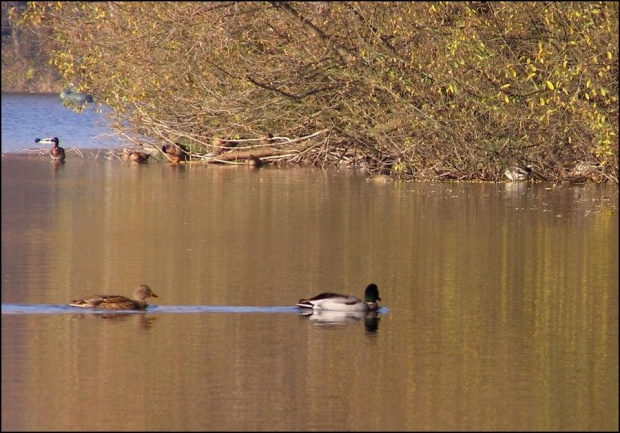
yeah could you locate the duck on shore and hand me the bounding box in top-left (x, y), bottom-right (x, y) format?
top-left (504, 165), bottom-right (532, 181)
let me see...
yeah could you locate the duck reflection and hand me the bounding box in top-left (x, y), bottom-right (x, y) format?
top-left (299, 309), bottom-right (380, 333)
top-left (51, 159), bottom-right (65, 175)
top-left (70, 311), bottom-right (158, 330)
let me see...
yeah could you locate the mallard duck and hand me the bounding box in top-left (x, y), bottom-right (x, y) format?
top-left (296, 283), bottom-right (381, 312)
top-left (569, 162), bottom-right (605, 183)
top-left (35, 137), bottom-right (65, 162)
top-left (212, 137), bottom-right (225, 153)
top-left (260, 132), bottom-right (273, 145)
top-left (161, 142), bottom-right (189, 164)
top-left (571, 161), bottom-right (601, 176)
top-left (121, 149), bottom-right (150, 164)
top-left (68, 284), bottom-right (159, 310)
top-left (59, 83), bottom-right (94, 106)
top-left (247, 154), bottom-right (263, 167)
top-left (211, 137), bottom-right (239, 153)
top-left (129, 151), bottom-right (150, 164)
top-left (504, 165), bottom-right (532, 181)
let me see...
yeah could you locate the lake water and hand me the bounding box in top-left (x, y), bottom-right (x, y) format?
top-left (1, 92), bottom-right (122, 154)
top-left (1, 93), bottom-right (618, 431)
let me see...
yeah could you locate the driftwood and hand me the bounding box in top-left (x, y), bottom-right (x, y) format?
top-left (211, 148), bottom-right (280, 162)
top-left (184, 130), bottom-right (328, 165)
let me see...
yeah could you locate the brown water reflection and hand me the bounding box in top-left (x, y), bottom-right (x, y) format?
top-left (1, 156), bottom-right (618, 431)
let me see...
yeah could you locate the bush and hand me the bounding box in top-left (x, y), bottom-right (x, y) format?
top-left (14, 1), bottom-right (618, 181)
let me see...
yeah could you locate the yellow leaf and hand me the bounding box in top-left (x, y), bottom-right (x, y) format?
top-left (546, 81), bottom-right (555, 90)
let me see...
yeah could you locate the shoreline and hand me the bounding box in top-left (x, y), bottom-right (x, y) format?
top-left (1, 153), bottom-right (615, 185)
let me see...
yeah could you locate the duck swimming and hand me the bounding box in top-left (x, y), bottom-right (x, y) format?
top-left (296, 283), bottom-right (381, 312)
top-left (128, 151), bottom-right (150, 164)
top-left (121, 148), bottom-right (150, 164)
top-left (35, 137), bottom-right (65, 162)
top-left (161, 142), bottom-right (189, 164)
top-left (247, 154), bottom-right (263, 167)
top-left (68, 285), bottom-right (159, 310)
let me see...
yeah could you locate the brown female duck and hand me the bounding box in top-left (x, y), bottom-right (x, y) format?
top-left (121, 149), bottom-right (150, 164)
top-left (161, 142), bottom-right (189, 164)
top-left (247, 154), bottom-right (263, 167)
top-left (69, 284), bottom-right (160, 310)
top-left (260, 132), bottom-right (273, 145)
top-left (212, 137), bottom-right (239, 153)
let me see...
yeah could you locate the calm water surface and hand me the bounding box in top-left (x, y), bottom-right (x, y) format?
top-left (1, 95), bottom-right (618, 431)
top-left (1, 92), bottom-right (121, 153)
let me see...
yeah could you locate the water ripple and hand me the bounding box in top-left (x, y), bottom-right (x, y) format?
top-left (1, 304), bottom-right (302, 315)
top-left (2, 304), bottom-right (389, 315)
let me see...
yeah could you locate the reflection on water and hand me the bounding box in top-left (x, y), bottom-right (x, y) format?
top-left (1, 156), bottom-right (618, 431)
top-left (298, 308), bottom-right (381, 333)
top-left (70, 311), bottom-right (159, 330)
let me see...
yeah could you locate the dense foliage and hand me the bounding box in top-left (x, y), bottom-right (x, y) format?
top-left (13, 2), bottom-right (619, 181)
top-left (1, 1), bottom-right (61, 91)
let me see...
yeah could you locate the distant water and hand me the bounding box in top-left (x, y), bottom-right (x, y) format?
top-left (1, 92), bottom-right (122, 153)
